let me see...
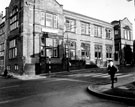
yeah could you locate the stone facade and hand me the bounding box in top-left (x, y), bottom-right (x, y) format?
top-left (5, 0), bottom-right (115, 75)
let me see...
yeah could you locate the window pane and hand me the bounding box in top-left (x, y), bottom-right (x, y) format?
top-left (94, 26), bottom-right (98, 36)
top-left (46, 13), bottom-right (53, 27)
top-left (46, 38), bottom-right (53, 46)
top-left (54, 15), bottom-right (57, 28)
top-left (15, 48), bottom-right (17, 56)
top-left (81, 22), bottom-right (85, 34)
top-left (86, 23), bottom-right (90, 35)
top-left (66, 19), bottom-right (75, 32)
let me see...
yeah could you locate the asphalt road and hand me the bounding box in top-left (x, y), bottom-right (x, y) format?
top-left (0, 70), bottom-right (133, 107)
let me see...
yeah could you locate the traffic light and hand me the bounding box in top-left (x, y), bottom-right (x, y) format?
top-left (41, 32), bottom-right (48, 45)
top-left (42, 32), bottom-right (48, 38)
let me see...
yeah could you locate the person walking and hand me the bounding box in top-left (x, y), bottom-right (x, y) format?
top-left (3, 69), bottom-right (8, 78)
top-left (107, 60), bottom-right (118, 88)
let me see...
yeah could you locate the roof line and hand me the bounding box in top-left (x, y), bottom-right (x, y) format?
top-left (63, 9), bottom-right (111, 25)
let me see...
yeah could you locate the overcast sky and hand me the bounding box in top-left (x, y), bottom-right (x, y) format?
top-left (0, 0), bottom-right (135, 39)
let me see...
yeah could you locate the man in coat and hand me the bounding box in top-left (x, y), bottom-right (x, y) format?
top-left (107, 60), bottom-right (118, 88)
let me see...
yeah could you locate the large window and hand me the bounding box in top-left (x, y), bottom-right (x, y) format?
top-left (9, 39), bottom-right (17, 59)
top-left (95, 45), bottom-right (102, 59)
top-left (106, 28), bottom-right (111, 39)
top-left (94, 25), bottom-right (102, 37)
top-left (65, 18), bottom-right (76, 32)
top-left (106, 45), bottom-right (113, 59)
top-left (81, 43), bottom-right (90, 60)
top-left (40, 38), bottom-right (59, 58)
top-left (45, 13), bottom-right (58, 28)
top-left (0, 43), bottom-right (4, 57)
top-left (123, 29), bottom-right (131, 40)
top-left (65, 41), bottom-right (76, 60)
top-left (81, 22), bottom-right (90, 35)
top-left (10, 6), bottom-right (19, 31)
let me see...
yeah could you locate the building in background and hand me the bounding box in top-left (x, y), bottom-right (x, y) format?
top-left (64, 10), bottom-right (114, 67)
top-left (4, 0), bottom-right (114, 75)
top-left (112, 18), bottom-right (134, 65)
top-left (0, 12), bottom-right (6, 74)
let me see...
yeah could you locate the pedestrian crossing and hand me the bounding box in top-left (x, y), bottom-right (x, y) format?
top-left (68, 73), bottom-right (133, 78)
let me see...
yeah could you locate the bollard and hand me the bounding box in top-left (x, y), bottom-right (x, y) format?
top-left (48, 56), bottom-right (51, 75)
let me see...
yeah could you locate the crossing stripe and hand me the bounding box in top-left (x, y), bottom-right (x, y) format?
top-left (68, 73), bottom-right (132, 78)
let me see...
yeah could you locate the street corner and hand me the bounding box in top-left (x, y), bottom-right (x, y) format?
top-left (87, 83), bottom-right (135, 105)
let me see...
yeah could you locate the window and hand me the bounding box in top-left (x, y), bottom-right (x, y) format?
top-left (7, 66), bottom-right (11, 71)
top-left (123, 29), bottom-right (131, 40)
top-left (81, 22), bottom-right (90, 35)
top-left (41, 38), bottom-right (59, 57)
top-left (45, 13), bottom-right (58, 28)
top-left (10, 6), bottom-right (19, 31)
top-left (0, 60), bottom-right (4, 66)
top-left (15, 64), bottom-right (19, 70)
top-left (114, 30), bottom-right (119, 35)
top-left (9, 39), bottom-right (17, 59)
top-left (81, 43), bottom-right (90, 60)
top-left (0, 27), bottom-right (4, 35)
top-left (106, 45), bottom-right (112, 59)
top-left (0, 43), bottom-right (4, 57)
top-left (94, 25), bottom-right (102, 37)
top-left (95, 45), bottom-right (102, 59)
top-left (65, 41), bottom-right (76, 59)
top-left (69, 41), bottom-right (76, 60)
top-left (65, 18), bottom-right (75, 32)
top-left (106, 28), bottom-right (111, 39)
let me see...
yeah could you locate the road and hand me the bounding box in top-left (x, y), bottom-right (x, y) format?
top-left (0, 70), bottom-right (133, 107)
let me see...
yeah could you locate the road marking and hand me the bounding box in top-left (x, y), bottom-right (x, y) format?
top-left (67, 73), bottom-right (133, 79)
top-left (0, 85), bottom-right (19, 90)
top-left (56, 78), bottom-right (89, 83)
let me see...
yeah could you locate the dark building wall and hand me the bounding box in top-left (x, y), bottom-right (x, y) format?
top-left (6, 0), bottom-right (24, 74)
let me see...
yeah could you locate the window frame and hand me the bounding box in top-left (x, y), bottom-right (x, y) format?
top-left (81, 21), bottom-right (90, 35)
top-left (8, 39), bottom-right (17, 59)
top-left (45, 12), bottom-right (58, 29)
top-left (95, 45), bottom-right (102, 59)
top-left (94, 25), bottom-right (102, 38)
top-left (106, 28), bottom-right (112, 39)
top-left (65, 18), bottom-right (76, 33)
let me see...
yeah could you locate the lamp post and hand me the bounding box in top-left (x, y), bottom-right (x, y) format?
top-left (64, 20), bottom-right (76, 72)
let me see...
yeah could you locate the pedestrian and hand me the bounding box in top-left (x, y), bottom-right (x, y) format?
top-left (3, 69), bottom-right (8, 78)
top-left (107, 60), bottom-right (118, 88)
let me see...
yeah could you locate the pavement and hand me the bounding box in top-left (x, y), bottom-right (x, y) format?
top-left (6, 73), bottom-right (47, 80)
top-left (87, 69), bottom-right (135, 104)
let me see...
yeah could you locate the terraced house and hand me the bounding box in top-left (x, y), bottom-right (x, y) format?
top-left (4, 0), bottom-right (114, 75)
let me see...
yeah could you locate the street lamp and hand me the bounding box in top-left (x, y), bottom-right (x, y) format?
top-left (64, 20), bottom-right (76, 72)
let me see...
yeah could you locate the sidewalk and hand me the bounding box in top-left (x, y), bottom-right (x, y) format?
top-left (9, 73), bottom-right (46, 80)
top-left (88, 72), bottom-right (135, 104)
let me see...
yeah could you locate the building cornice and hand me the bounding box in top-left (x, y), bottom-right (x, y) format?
top-left (63, 9), bottom-right (112, 26)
